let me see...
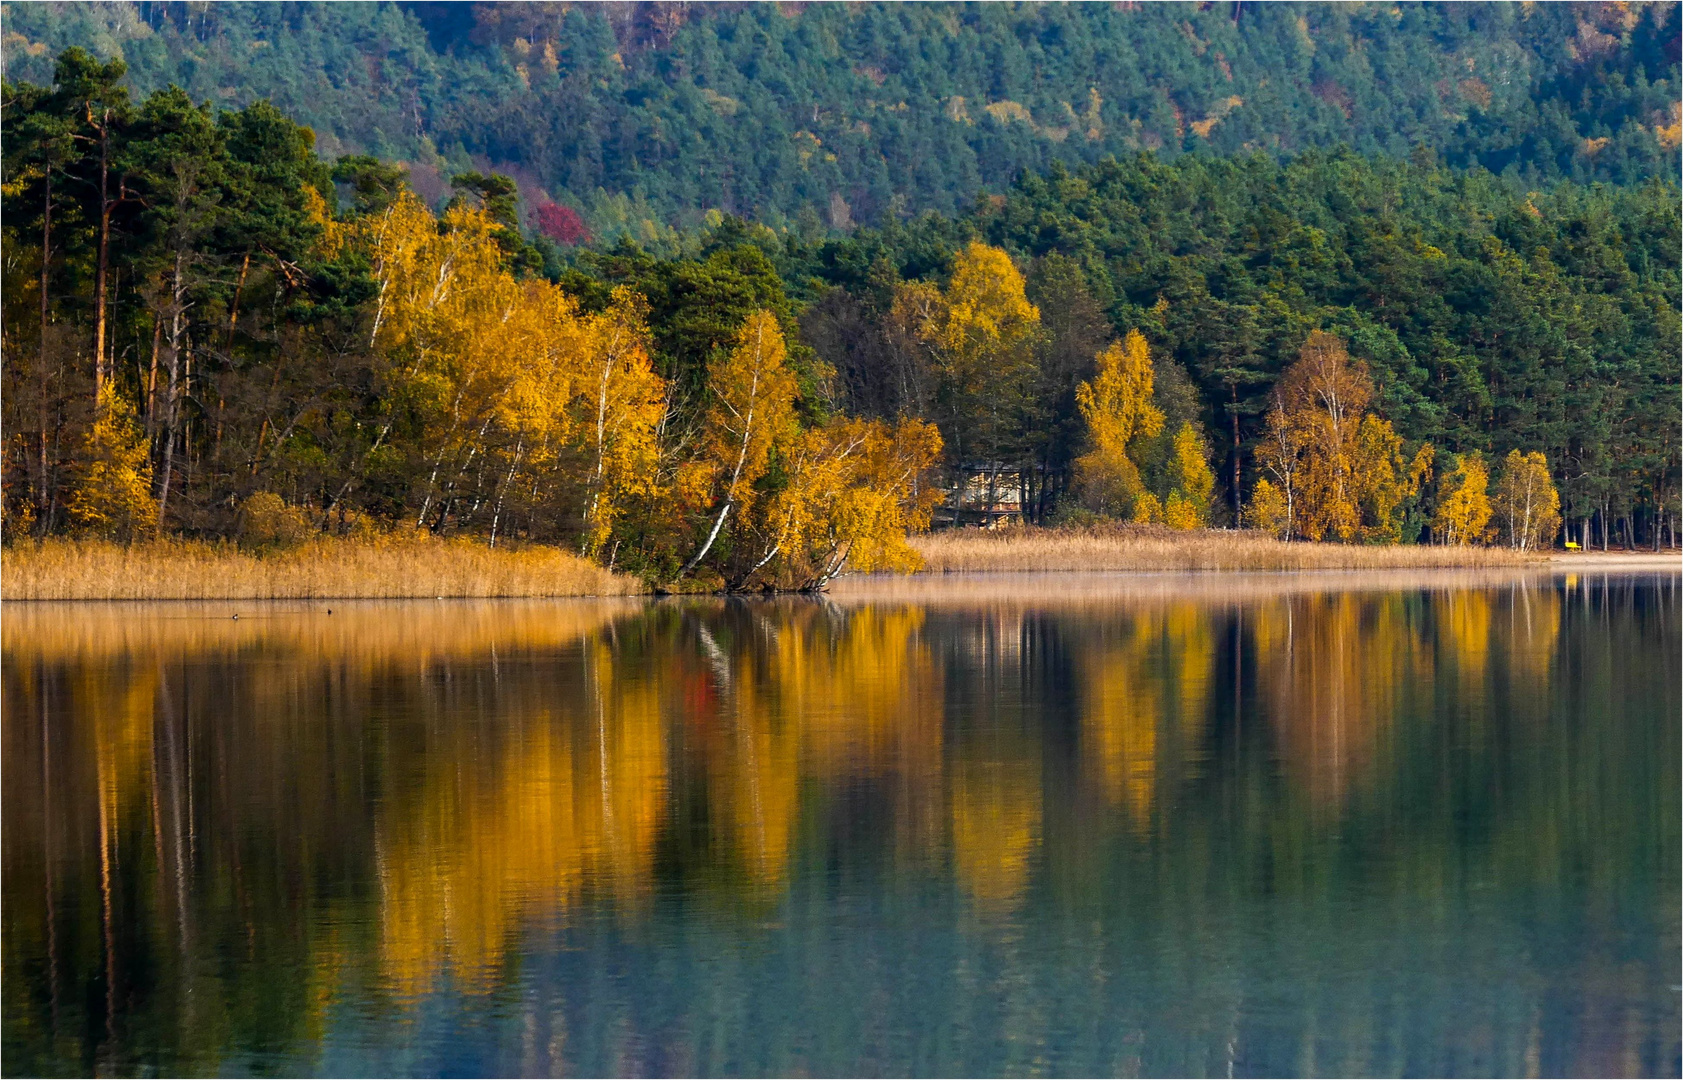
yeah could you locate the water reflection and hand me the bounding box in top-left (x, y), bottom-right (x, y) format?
top-left (3, 574), bottom-right (1678, 1076)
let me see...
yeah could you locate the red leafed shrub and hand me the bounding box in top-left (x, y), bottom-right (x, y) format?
top-left (535, 202), bottom-right (590, 246)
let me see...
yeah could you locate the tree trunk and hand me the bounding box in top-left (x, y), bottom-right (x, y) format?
top-left (156, 256), bottom-right (188, 524)
top-left (38, 170), bottom-right (53, 524)
top-left (145, 317), bottom-right (162, 439)
top-left (213, 254), bottom-right (250, 470)
top-left (93, 114), bottom-right (112, 407)
top-left (1229, 397), bottom-right (1241, 521)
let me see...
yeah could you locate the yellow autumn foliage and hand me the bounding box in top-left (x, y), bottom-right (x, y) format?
top-left (576, 288), bottom-right (666, 555)
top-left (1163, 421), bottom-right (1214, 529)
top-left (754, 416), bottom-right (944, 587)
top-left (1434, 452), bottom-right (1494, 545)
top-left (900, 242), bottom-right (1040, 475)
top-left (1245, 477), bottom-right (1291, 537)
top-left (1493, 450), bottom-right (1561, 551)
top-left (66, 386), bottom-right (156, 541)
top-left (1074, 329), bottom-right (1163, 516)
top-left (1254, 331), bottom-right (1430, 543)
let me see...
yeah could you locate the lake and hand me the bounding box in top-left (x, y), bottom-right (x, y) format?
top-left (3, 570), bottom-right (1678, 1077)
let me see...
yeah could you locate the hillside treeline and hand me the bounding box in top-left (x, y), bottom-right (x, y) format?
top-left (3, 51), bottom-right (1679, 570)
top-left (785, 150), bottom-right (1679, 545)
top-left (4, 1), bottom-right (1678, 238)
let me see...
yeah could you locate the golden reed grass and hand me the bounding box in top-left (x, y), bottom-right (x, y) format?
top-left (908, 524), bottom-right (1538, 573)
top-left (1, 536), bottom-right (640, 600)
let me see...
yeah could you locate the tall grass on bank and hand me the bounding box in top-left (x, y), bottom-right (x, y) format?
top-left (909, 524), bottom-right (1539, 573)
top-left (2, 537), bottom-right (640, 600)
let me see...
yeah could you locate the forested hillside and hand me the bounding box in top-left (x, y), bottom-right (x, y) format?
top-left (4, 1), bottom-right (1679, 239)
top-left (4, 34), bottom-right (1678, 571)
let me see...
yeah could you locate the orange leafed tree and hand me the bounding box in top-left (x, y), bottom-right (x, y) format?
top-left (1252, 331), bottom-right (1430, 542)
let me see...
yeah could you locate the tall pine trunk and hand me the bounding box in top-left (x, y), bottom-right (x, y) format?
top-left (1229, 396), bottom-right (1241, 522)
top-left (92, 112), bottom-right (112, 407)
top-left (145, 317), bottom-right (162, 439)
top-left (37, 169), bottom-right (53, 526)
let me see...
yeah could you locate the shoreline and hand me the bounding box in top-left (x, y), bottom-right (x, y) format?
top-left (1542, 551), bottom-right (1682, 570)
top-left (829, 558), bottom-right (1679, 606)
top-left (907, 525), bottom-right (1550, 574)
top-left (2, 535), bottom-right (1674, 602)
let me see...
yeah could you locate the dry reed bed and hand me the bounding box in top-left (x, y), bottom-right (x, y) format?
top-left (909, 525), bottom-right (1538, 574)
top-left (1, 538), bottom-right (640, 600)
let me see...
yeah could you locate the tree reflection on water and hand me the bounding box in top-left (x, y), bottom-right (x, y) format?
top-left (3, 575), bottom-right (1677, 1076)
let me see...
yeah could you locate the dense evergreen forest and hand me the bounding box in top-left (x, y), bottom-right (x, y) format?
top-left (3, 25), bottom-right (1679, 575)
top-left (5, 1), bottom-right (1679, 238)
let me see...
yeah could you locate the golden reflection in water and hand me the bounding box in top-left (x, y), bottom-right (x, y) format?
top-left (1077, 604), bottom-right (1215, 833)
top-left (0, 599), bottom-right (641, 669)
top-left (374, 636), bottom-right (670, 995)
top-left (1440, 588), bottom-right (1493, 688)
top-left (1, 580), bottom-right (1574, 998)
top-left (1251, 592), bottom-right (1422, 808)
top-left (5, 574), bottom-right (1673, 1078)
top-left (948, 753), bottom-right (1042, 914)
top-left (707, 646), bottom-right (802, 893)
top-left (1505, 581), bottom-right (1563, 686)
top-left (1249, 585), bottom-right (1562, 808)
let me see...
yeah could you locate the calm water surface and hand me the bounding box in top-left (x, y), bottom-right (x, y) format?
top-left (3, 571), bottom-right (1678, 1077)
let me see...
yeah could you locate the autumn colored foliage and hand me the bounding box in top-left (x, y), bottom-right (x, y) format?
top-left (1250, 332), bottom-right (1434, 544)
top-left (1492, 451), bottom-right (1563, 552)
top-left (339, 195), bottom-right (939, 588)
top-left (534, 202), bottom-right (590, 246)
top-left (1070, 329), bottom-right (1218, 530)
top-left (8, 49), bottom-right (1662, 574)
top-left (1434, 453), bottom-right (1495, 546)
